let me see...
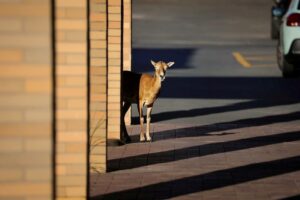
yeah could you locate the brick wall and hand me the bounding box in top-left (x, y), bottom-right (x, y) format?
top-left (89, 0), bottom-right (108, 173)
top-left (0, 0), bottom-right (132, 199)
top-left (0, 0), bottom-right (53, 199)
top-left (55, 0), bottom-right (88, 199)
top-left (89, 0), bottom-right (132, 172)
top-left (108, 0), bottom-right (122, 143)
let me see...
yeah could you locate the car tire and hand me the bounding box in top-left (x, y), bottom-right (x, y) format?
top-left (277, 44), bottom-right (296, 78)
top-left (281, 58), bottom-right (296, 78)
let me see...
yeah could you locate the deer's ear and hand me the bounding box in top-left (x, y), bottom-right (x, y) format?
top-left (151, 60), bottom-right (156, 67)
top-left (167, 62), bottom-right (175, 68)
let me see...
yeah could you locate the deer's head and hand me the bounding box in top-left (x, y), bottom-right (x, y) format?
top-left (151, 60), bottom-right (175, 82)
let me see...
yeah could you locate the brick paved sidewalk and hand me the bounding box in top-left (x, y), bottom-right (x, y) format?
top-left (90, 122), bottom-right (300, 200)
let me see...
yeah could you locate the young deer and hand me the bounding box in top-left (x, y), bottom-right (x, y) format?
top-left (121, 60), bottom-right (175, 143)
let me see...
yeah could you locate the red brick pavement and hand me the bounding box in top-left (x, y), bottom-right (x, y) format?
top-left (90, 122), bottom-right (300, 199)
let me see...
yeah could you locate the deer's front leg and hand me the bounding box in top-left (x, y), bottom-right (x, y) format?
top-left (146, 106), bottom-right (153, 142)
top-left (138, 101), bottom-right (145, 142)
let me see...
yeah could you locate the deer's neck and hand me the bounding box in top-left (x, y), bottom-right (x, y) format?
top-left (153, 73), bottom-right (162, 90)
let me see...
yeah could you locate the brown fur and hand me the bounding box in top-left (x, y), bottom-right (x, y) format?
top-left (121, 60), bottom-right (174, 143)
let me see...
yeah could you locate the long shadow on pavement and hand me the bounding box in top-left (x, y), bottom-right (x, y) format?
top-left (282, 194), bottom-right (300, 200)
top-left (140, 99), bottom-right (300, 123)
top-left (130, 111), bottom-right (300, 143)
top-left (108, 130), bottom-right (300, 172)
top-left (95, 155), bottom-right (300, 199)
top-left (159, 77), bottom-right (300, 99)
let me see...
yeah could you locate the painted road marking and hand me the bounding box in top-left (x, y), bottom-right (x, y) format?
top-left (232, 52), bottom-right (251, 68)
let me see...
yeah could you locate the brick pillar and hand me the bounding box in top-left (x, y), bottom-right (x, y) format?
top-left (55, 0), bottom-right (88, 199)
top-left (123, 0), bottom-right (132, 125)
top-left (107, 0), bottom-right (122, 144)
top-left (89, 0), bottom-right (108, 173)
top-left (0, 0), bottom-right (53, 199)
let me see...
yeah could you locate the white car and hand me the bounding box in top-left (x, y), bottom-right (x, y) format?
top-left (277, 0), bottom-right (300, 77)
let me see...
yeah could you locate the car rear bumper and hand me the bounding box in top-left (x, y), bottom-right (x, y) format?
top-left (282, 25), bottom-right (300, 55)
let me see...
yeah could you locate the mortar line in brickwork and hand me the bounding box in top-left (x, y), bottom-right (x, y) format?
top-left (50, 0), bottom-right (56, 199)
top-left (105, 0), bottom-right (109, 173)
top-left (87, 0), bottom-right (91, 198)
top-left (120, 0), bottom-right (124, 143)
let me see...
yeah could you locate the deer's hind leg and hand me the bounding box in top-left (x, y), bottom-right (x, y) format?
top-left (138, 100), bottom-right (145, 142)
top-left (121, 101), bottom-right (131, 143)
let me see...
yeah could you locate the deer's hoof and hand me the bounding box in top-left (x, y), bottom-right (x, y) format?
top-left (146, 137), bottom-right (152, 142)
top-left (140, 136), bottom-right (146, 142)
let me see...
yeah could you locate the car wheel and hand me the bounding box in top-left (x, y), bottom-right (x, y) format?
top-left (281, 59), bottom-right (296, 78)
top-left (277, 44), bottom-right (295, 78)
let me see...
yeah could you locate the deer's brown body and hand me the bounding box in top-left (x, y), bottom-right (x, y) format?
top-left (121, 60), bottom-right (174, 143)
